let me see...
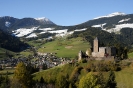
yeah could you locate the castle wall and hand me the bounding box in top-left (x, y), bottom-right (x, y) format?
top-left (99, 47), bottom-right (106, 57)
top-left (92, 47), bottom-right (105, 57)
top-left (106, 47), bottom-right (111, 56)
top-left (92, 52), bottom-right (99, 57)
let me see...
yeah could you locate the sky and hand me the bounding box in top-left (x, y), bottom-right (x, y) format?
top-left (0, 0), bottom-right (133, 26)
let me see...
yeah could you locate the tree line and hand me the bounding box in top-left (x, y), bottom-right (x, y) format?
top-left (0, 62), bottom-right (117, 88)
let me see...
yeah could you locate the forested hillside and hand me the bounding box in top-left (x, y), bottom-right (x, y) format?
top-left (72, 27), bottom-right (133, 48)
top-left (0, 29), bottom-right (29, 52)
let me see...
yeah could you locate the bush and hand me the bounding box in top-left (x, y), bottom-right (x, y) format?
top-left (85, 61), bottom-right (121, 72)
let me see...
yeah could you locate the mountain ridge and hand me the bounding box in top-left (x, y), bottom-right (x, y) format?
top-left (0, 12), bottom-right (133, 39)
top-left (0, 16), bottom-right (56, 31)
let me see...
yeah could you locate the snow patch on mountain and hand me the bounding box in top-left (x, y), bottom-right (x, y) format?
top-left (118, 18), bottom-right (131, 23)
top-left (39, 32), bottom-right (46, 34)
top-left (38, 28), bottom-right (55, 31)
top-left (55, 30), bottom-right (74, 37)
top-left (12, 27), bottom-right (88, 38)
top-left (92, 23), bottom-right (106, 28)
top-left (48, 29), bottom-right (68, 34)
top-left (93, 12), bottom-right (126, 20)
top-left (12, 27), bottom-right (38, 37)
top-left (74, 28), bottom-right (87, 32)
top-left (105, 23), bottom-right (133, 33)
top-left (5, 21), bottom-right (11, 27)
top-left (26, 33), bottom-right (37, 38)
top-left (34, 17), bottom-right (52, 23)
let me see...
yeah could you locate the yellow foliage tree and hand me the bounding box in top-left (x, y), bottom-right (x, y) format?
top-left (78, 72), bottom-right (102, 88)
top-left (12, 62), bottom-right (32, 88)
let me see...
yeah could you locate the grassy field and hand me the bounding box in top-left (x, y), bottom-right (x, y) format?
top-left (0, 68), bottom-right (15, 78)
top-left (128, 52), bottom-right (133, 59)
top-left (37, 37), bottom-right (90, 58)
top-left (115, 67), bottom-right (133, 88)
top-left (0, 48), bottom-right (15, 59)
top-left (19, 49), bottom-right (34, 57)
top-left (0, 48), bottom-right (6, 59)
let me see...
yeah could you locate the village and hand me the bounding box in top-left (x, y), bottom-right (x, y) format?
top-left (0, 52), bottom-right (73, 71)
top-left (0, 37), bottom-right (117, 71)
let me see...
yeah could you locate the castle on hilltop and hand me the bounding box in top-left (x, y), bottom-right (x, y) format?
top-left (78, 37), bottom-right (116, 61)
top-left (92, 37), bottom-right (116, 58)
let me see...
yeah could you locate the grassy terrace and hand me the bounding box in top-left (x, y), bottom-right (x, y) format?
top-left (37, 37), bottom-right (90, 59)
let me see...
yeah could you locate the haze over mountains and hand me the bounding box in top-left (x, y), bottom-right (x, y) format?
top-left (0, 12), bottom-right (133, 39)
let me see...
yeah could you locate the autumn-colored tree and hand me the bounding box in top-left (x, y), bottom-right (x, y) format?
top-left (12, 62), bottom-right (32, 88)
top-left (78, 72), bottom-right (102, 88)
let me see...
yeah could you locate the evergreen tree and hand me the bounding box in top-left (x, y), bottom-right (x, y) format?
top-left (12, 62), bottom-right (33, 88)
top-left (0, 73), bottom-right (9, 88)
top-left (106, 71), bottom-right (117, 88)
top-left (97, 72), bottom-right (106, 88)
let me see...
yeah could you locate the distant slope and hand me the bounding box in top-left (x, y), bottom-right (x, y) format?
top-left (0, 47), bottom-right (15, 59)
top-left (0, 29), bottom-right (29, 52)
top-left (81, 12), bottom-right (133, 33)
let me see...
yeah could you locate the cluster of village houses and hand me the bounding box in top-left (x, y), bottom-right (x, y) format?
top-left (0, 52), bottom-right (72, 71)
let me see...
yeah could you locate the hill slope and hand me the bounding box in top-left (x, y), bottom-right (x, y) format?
top-left (35, 37), bottom-right (90, 58)
top-left (0, 29), bottom-right (29, 52)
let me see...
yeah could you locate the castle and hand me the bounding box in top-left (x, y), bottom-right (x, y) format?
top-left (78, 37), bottom-right (116, 61)
top-left (92, 37), bottom-right (116, 58)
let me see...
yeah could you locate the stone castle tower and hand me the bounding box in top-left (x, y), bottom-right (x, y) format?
top-left (93, 37), bottom-right (98, 53)
top-left (92, 37), bottom-right (116, 58)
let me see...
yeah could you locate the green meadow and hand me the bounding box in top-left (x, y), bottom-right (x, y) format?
top-left (37, 37), bottom-right (90, 58)
top-left (128, 52), bottom-right (133, 59)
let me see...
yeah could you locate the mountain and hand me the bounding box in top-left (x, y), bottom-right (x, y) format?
top-left (0, 16), bottom-right (56, 31)
top-left (81, 12), bottom-right (133, 33)
top-left (0, 12), bottom-right (133, 52)
top-left (0, 12), bottom-right (133, 39)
